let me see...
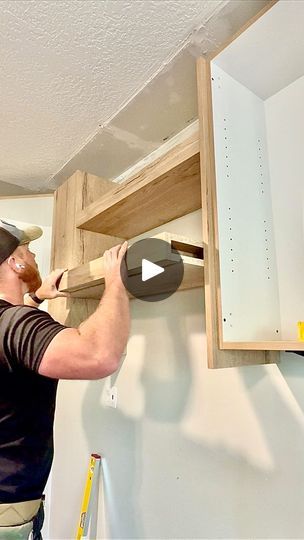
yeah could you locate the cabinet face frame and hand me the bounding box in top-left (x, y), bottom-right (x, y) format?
top-left (196, 0), bottom-right (302, 367)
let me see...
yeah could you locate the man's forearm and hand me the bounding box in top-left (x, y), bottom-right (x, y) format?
top-left (77, 283), bottom-right (130, 365)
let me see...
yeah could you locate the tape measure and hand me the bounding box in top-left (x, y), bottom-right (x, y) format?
top-left (76, 453), bottom-right (101, 540)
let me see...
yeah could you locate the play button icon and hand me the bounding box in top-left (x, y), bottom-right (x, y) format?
top-left (120, 237), bottom-right (184, 301)
top-left (142, 259), bottom-right (164, 282)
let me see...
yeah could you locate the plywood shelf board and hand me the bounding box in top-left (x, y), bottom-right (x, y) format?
top-left (221, 341), bottom-right (304, 351)
top-left (76, 131), bottom-right (201, 238)
top-left (58, 232), bottom-right (204, 300)
top-left (67, 263), bottom-right (205, 300)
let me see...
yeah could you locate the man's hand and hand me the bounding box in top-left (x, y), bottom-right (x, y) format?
top-left (35, 269), bottom-right (68, 300)
top-left (103, 241), bottom-right (128, 291)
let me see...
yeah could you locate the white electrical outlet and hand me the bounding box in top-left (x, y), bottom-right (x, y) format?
top-left (104, 386), bottom-right (118, 408)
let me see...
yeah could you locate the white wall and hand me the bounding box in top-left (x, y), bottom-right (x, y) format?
top-left (0, 195), bottom-right (54, 537)
top-left (265, 74), bottom-right (304, 340)
top-left (49, 210), bottom-right (304, 539)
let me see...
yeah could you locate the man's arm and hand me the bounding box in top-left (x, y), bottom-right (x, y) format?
top-left (38, 242), bottom-right (130, 380)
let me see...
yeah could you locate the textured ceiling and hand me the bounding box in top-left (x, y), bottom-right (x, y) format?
top-left (0, 0), bottom-right (269, 194)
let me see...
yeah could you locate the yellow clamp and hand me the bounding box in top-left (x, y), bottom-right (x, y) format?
top-left (297, 322), bottom-right (304, 342)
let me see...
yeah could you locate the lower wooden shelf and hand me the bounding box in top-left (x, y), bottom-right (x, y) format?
top-left (58, 232), bottom-right (204, 299)
top-left (221, 341), bottom-right (304, 351)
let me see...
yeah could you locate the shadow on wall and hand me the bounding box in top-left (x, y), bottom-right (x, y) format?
top-left (82, 380), bottom-right (142, 538)
top-left (238, 363), bottom-right (304, 539)
top-left (81, 290), bottom-right (199, 538)
top-left (136, 296), bottom-right (194, 424)
top-left (278, 351), bottom-right (304, 413)
top-left (81, 289), bottom-right (304, 539)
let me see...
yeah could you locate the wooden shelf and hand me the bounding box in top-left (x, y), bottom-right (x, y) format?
top-left (58, 232), bottom-right (204, 299)
top-left (221, 341), bottom-right (304, 351)
top-left (76, 130), bottom-right (201, 239)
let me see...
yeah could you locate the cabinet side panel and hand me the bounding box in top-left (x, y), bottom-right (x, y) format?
top-left (196, 57), bottom-right (275, 367)
top-left (48, 171), bottom-right (123, 327)
top-left (211, 63), bottom-right (281, 341)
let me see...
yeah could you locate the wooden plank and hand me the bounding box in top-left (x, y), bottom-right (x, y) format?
top-left (59, 257), bottom-right (105, 293)
top-left (208, 1), bottom-right (278, 61)
top-left (196, 56), bottom-right (279, 369)
top-left (58, 232), bottom-right (204, 300)
top-left (48, 170), bottom-right (123, 327)
top-left (60, 261), bottom-right (204, 300)
top-left (222, 341), bottom-right (304, 351)
top-left (76, 132), bottom-right (201, 238)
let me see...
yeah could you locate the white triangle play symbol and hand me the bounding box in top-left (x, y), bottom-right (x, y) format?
top-left (142, 259), bottom-right (164, 282)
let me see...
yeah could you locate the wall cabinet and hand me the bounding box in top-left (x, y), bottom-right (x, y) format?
top-left (198, 0), bottom-right (304, 366)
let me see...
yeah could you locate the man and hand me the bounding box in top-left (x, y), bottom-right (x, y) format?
top-left (0, 219), bottom-right (130, 539)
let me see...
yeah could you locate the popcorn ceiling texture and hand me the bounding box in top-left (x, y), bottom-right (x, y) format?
top-left (1, 0), bottom-right (269, 193)
top-left (1, 0), bottom-right (226, 192)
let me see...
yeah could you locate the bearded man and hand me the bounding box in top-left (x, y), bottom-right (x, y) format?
top-left (0, 220), bottom-right (130, 539)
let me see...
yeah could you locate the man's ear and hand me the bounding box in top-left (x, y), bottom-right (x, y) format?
top-left (7, 256), bottom-right (25, 272)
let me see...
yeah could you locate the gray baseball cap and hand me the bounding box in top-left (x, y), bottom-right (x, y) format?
top-left (0, 220), bottom-right (43, 265)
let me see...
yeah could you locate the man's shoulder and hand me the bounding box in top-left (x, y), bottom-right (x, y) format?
top-left (0, 300), bottom-right (23, 318)
top-left (0, 299), bottom-right (13, 308)
top-left (0, 300), bottom-right (41, 313)
top-left (0, 302), bottom-right (57, 324)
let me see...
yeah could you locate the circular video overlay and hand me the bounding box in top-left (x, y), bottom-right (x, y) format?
top-left (120, 238), bottom-right (184, 301)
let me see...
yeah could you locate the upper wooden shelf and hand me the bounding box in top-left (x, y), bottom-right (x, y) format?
top-left (76, 130), bottom-right (201, 239)
top-left (58, 232), bottom-right (204, 300)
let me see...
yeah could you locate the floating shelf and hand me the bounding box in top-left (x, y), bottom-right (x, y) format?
top-left (58, 232), bottom-right (204, 300)
top-left (76, 130), bottom-right (201, 239)
top-left (221, 341), bottom-right (304, 351)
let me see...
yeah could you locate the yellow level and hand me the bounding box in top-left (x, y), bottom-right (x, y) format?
top-left (76, 453), bottom-right (101, 540)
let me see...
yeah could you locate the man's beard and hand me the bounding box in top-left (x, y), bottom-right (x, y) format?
top-left (20, 262), bottom-right (42, 293)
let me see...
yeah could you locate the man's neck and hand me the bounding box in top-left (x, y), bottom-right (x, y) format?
top-left (0, 282), bottom-right (26, 305)
top-left (0, 293), bottom-right (24, 305)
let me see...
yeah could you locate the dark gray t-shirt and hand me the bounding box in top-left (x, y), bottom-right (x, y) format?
top-left (0, 300), bottom-right (66, 503)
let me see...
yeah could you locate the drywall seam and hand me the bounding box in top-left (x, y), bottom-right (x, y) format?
top-left (41, 3), bottom-right (228, 191)
top-left (113, 120), bottom-right (199, 185)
